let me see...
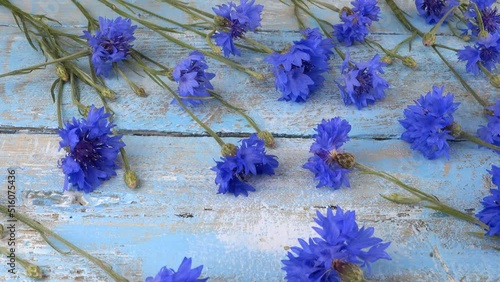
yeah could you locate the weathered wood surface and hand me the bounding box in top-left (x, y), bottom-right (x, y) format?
top-left (0, 0), bottom-right (499, 281)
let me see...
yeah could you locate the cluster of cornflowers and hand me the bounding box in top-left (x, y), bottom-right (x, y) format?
top-left (333, 0), bottom-right (381, 46)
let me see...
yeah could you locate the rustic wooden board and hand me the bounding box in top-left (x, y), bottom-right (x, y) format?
top-left (0, 134), bottom-right (499, 281)
top-left (0, 0), bottom-right (499, 281)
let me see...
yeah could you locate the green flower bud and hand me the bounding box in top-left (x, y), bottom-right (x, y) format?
top-left (214, 15), bottom-right (230, 28)
top-left (82, 105), bottom-right (92, 117)
top-left (166, 68), bottom-right (174, 81)
top-left (280, 44), bottom-right (292, 54)
top-left (258, 130), bottom-right (275, 148)
top-left (461, 35), bottom-right (471, 42)
top-left (101, 88), bottom-right (115, 100)
top-left (134, 86), bottom-right (147, 97)
top-left (124, 170), bottom-right (139, 189)
top-left (402, 56), bottom-right (417, 68)
top-left (447, 121), bottom-right (462, 138)
top-left (333, 260), bottom-right (365, 282)
top-left (0, 223), bottom-right (4, 238)
top-left (334, 152), bottom-right (356, 169)
top-left (56, 64), bottom-right (69, 81)
top-left (25, 263), bottom-right (43, 279)
top-left (422, 33), bottom-right (436, 46)
top-left (340, 7), bottom-right (354, 17)
top-left (478, 30), bottom-right (489, 40)
top-left (489, 75), bottom-right (500, 88)
top-left (221, 143), bottom-right (237, 157)
top-left (381, 193), bottom-right (422, 204)
top-left (381, 55), bottom-right (393, 65)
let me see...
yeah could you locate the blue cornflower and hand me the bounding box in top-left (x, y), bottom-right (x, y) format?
top-left (172, 51), bottom-right (216, 107)
top-left (336, 53), bottom-right (389, 109)
top-left (457, 33), bottom-right (500, 75)
top-left (303, 118), bottom-right (352, 190)
top-left (146, 257), bottom-right (208, 282)
top-left (477, 100), bottom-right (500, 153)
top-left (212, 0), bottom-right (263, 56)
top-left (476, 166), bottom-right (500, 236)
top-left (282, 207), bottom-right (391, 281)
top-left (464, 0), bottom-right (500, 36)
top-left (58, 106), bottom-right (125, 193)
top-left (266, 28), bottom-right (334, 102)
top-left (82, 17), bottom-right (137, 77)
top-left (352, 0), bottom-right (381, 24)
top-left (212, 134), bottom-right (278, 197)
top-left (415, 0), bottom-right (459, 24)
top-left (333, 0), bottom-right (380, 46)
top-left (399, 86), bottom-right (460, 159)
top-left (333, 13), bottom-right (370, 46)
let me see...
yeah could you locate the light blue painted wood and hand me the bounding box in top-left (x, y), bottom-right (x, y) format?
top-left (1, 134), bottom-right (499, 281)
top-left (0, 0), bottom-right (499, 281)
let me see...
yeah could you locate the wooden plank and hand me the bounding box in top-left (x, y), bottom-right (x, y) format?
top-left (0, 134), bottom-right (498, 281)
top-left (0, 0), bottom-right (441, 35)
top-left (0, 26), bottom-right (492, 137)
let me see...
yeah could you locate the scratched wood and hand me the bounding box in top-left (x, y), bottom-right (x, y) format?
top-left (0, 134), bottom-right (499, 281)
top-left (0, 0), bottom-right (499, 281)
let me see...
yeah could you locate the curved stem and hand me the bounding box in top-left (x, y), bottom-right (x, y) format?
top-left (0, 50), bottom-right (89, 78)
top-left (0, 205), bottom-right (129, 281)
top-left (354, 162), bottom-right (488, 229)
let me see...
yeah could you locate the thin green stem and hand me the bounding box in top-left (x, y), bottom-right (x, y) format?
top-left (391, 32), bottom-right (417, 53)
top-left (0, 247), bottom-right (42, 278)
top-left (472, 3), bottom-right (486, 35)
top-left (428, 6), bottom-right (457, 35)
top-left (208, 89), bottom-right (261, 132)
top-left (460, 131), bottom-right (500, 152)
top-left (433, 44), bottom-right (459, 52)
top-left (307, 0), bottom-right (340, 12)
top-left (354, 162), bottom-right (488, 229)
top-left (478, 62), bottom-right (493, 79)
top-left (243, 36), bottom-right (275, 54)
top-left (152, 76), bottom-right (226, 147)
top-left (56, 78), bottom-right (64, 128)
top-left (97, 0), bottom-right (263, 79)
top-left (432, 45), bottom-right (489, 108)
top-left (0, 50), bottom-right (89, 78)
top-left (0, 205), bottom-right (129, 281)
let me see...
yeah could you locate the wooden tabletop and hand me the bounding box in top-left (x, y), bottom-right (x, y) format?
top-left (0, 0), bottom-right (499, 281)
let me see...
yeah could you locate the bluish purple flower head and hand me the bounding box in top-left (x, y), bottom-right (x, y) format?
top-left (266, 28), bottom-right (334, 102)
top-left (399, 86), bottom-right (460, 159)
top-left (415, 0), bottom-right (459, 24)
top-left (172, 51), bottom-right (216, 107)
top-left (333, 0), bottom-right (380, 46)
top-left (477, 100), bottom-right (500, 153)
top-left (464, 3), bottom-right (500, 37)
top-left (212, 134), bottom-right (278, 197)
top-left (82, 17), bottom-right (137, 77)
top-left (282, 207), bottom-right (391, 281)
top-left (475, 166), bottom-right (500, 237)
top-left (457, 33), bottom-right (500, 75)
top-left (211, 0), bottom-right (263, 56)
top-left (336, 53), bottom-right (389, 110)
top-left (145, 257), bottom-right (208, 282)
top-left (352, 0), bottom-right (381, 24)
top-left (303, 118), bottom-right (352, 190)
top-left (58, 106), bottom-right (125, 193)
